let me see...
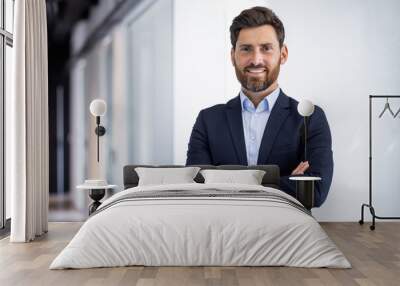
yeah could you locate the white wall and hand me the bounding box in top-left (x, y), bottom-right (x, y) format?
top-left (125, 0), bottom-right (174, 165)
top-left (70, 60), bottom-right (88, 210)
top-left (268, 0), bottom-right (400, 221)
top-left (173, 0), bottom-right (268, 164)
top-left (174, 0), bottom-right (400, 221)
top-left (109, 26), bottom-right (129, 187)
top-left (70, 0), bottom-right (400, 221)
top-left (70, 0), bottom-right (173, 207)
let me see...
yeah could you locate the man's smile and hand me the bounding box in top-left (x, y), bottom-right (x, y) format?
top-left (245, 68), bottom-right (266, 75)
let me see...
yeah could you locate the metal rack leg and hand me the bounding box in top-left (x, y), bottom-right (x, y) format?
top-left (369, 206), bottom-right (376, 231)
top-left (359, 203), bottom-right (376, 230)
top-left (359, 202), bottom-right (400, 230)
top-left (359, 204), bottom-right (365, 225)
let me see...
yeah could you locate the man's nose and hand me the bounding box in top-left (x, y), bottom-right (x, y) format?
top-left (250, 50), bottom-right (264, 66)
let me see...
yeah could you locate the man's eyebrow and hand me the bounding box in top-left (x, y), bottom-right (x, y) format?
top-left (238, 43), bottom-right (274, 47)
top-left (260, 43), bottom-right (274, 47)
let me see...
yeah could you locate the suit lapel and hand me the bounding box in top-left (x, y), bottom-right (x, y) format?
top-left (257, 90), bottom-right (291, 164)
top-left (225, 95), bottom-right (248, 165)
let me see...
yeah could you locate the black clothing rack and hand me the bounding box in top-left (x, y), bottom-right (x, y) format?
top-left (359, 95), bottom-right (400, 230)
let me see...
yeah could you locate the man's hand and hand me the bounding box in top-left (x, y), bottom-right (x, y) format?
top-left (291, 161), bottom-right (309, 175)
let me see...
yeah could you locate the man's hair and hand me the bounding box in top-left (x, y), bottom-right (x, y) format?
top-left (230, 6), bottom-right (285, 49)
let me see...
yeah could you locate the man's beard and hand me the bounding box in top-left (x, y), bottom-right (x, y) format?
top-left (234, 60), bottom-right (280, 93)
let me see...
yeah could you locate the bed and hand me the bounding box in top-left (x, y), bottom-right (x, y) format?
top-left (50, 165), bottom-right (350, 269)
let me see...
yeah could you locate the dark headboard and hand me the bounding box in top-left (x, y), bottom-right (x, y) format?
top-left (123, 165), bottom-right (280, 190)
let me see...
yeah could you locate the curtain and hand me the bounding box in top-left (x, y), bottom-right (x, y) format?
top-left (10, 0), bottom-right (49, 242)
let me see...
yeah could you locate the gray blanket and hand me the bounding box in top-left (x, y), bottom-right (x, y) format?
top-left (91, 188), bottom-right (311, 217)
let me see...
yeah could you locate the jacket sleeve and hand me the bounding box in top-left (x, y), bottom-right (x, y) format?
top-left (186, 110), bottom-right (213, 165)
top-left (281, 107), bottom-right (334, 208)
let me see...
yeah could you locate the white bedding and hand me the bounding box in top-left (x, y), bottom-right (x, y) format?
top-left (50, 183), bottom-right (351, 269)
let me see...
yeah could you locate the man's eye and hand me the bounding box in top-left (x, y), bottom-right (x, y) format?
top-left (262, 46), bottom-right (271, 52)
top-left (241, 47), bottom-right (250, 52)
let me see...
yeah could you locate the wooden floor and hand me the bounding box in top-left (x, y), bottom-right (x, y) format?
top-left (0, 222), bottom-right (399, 286)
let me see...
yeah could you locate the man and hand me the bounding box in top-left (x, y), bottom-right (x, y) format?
top-left (186, 6), bottom-right (333, 207)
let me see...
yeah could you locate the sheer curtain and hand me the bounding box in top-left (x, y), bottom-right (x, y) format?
top-left (9, 0), bottom-right (49, 242)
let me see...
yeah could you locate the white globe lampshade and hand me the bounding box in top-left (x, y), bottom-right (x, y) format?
top-left (297, 99), bottom-right (315, 117)
top-left (90, 99), bottom-right (107, 116)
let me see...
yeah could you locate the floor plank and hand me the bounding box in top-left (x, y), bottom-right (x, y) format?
top-left (0, 222), bottom-right (399, 286)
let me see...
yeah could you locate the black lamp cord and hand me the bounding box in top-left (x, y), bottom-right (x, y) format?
top-left (96, 116), bottom-right (100, 162)
top-left (304, 116), bottom-right (307, 162)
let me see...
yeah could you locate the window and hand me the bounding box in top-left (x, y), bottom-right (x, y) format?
top-left (1, 0), bottom-right (14, 230)
top-left (5, 0), bottom-right (13, 33)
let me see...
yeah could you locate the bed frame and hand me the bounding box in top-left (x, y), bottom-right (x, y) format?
top-left (123, 164), bottom-right (280, 190)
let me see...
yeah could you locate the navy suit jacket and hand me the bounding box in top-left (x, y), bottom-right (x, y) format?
top-left (186, 90), bottom-right (333, 207)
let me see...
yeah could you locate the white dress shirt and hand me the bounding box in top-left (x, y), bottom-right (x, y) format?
top-left (240, 87), bottom-right (280, 165)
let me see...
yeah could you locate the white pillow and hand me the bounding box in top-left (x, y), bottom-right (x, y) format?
top-left (135, 167), bottom-right (201, 186)
top-left (200, 169), bottom-right (266, 185)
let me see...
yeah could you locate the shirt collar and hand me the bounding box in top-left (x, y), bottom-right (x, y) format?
top-left (239, 87), bottom-right (281, 113)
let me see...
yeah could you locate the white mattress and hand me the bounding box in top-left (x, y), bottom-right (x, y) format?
top-left (50, 183), bottom-right (351, 269)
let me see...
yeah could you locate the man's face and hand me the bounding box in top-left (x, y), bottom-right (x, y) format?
top-left (231, 25), bottom-right (288, 93)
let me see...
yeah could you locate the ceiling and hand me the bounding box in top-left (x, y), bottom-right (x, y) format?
top-left (46, 0), bottom-right (99, 44)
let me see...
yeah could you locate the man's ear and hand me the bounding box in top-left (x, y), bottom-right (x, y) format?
top-left (280, 44), bottom-right (288, 65)
top-left (230, 48), bottom-right (235, 66)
